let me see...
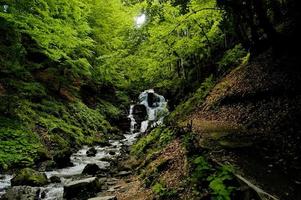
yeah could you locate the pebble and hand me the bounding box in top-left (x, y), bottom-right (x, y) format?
top-left (88, 196), bottom-right (117, 200)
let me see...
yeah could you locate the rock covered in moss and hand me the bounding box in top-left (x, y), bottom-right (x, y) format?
top-left (0, 186), bottom-right (40, 200)
top-left (11, 168), bottom-right (48, 187)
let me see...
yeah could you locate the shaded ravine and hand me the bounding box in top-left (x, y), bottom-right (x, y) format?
top-left (0, 89), bottom-right (168, 200)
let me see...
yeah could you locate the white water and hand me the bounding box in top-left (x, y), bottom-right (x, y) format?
top-left (138, 89), bottom-right (168, 131)
top-left (0, 175), bottom-right (12, 197)
top-left (128, 105), bottom-right (137, 133)
top-left (0, 89), bottom-right (168, 199)
top-left (0, 140), bottom-right (128, 199)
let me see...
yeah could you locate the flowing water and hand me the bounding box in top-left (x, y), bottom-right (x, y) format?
top-left (0, 89), bottom-right (168, 199)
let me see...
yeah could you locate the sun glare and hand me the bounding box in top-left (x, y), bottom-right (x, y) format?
top-left (135, 14), bottom-right (146, 27)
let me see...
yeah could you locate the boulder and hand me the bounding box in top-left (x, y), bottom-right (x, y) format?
top-left (113, 116), bottom-right (131, 133)
top-left (50, 176), bottom-right (61, 183)
top-left (63, 177), bottom-right (103, 200)
top-left (82, 164), bottom-right (101, 175)
top-left (87, 147), bottom-right (97, 157)
top-left (116, 171), bottom-right (132, 177)
top-left (132, 104), bottom-right (147, 123)
top-left (11, 168), bottom-right (48, 187)
top-left (53, 149), bottom-right (73, 168)
top-left (96, 140), bottom-right (111, 147)
top-left (0, 186), bottom-right (40, 200)
top-left (147, 92), bottom-right (160, 107)
top-left (88, 196), bottom-right (117, 200)
top-left (38, 160), bottom-right (56, 171)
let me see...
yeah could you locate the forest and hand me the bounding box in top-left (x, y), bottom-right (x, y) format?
top-left (0, 0), bottom-right (300, 199)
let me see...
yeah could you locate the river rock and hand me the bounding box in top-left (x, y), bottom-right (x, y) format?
top-left (147, 92), bottom-right (160, 107)
top-left (50, 176), bottom-right (61, 183)
top-left (53, 149), bottom-right (73, 168)
top-left (88, 196), bottom-right (117, 200)
top-left (87, 147), bottom-right (97, 157)
top-left (113, 116), bottom-right (131, 133)
top-left (97, 140), bottom-right (111, 147)
top-left (63, 177), bottom-right (103, 199)
top-left (116, 171), bottom-right (132, 177)
top-left (82, 164), bottom-right (101, 175)
top-left (11, 168), bottom-right (48, 187)
top-left (0, 186), bottom-right (40, 200)
top-left (132, 104), bottom-right (147, 123)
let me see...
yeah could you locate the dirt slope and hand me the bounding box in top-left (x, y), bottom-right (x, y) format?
top-left (187, 51), bottom-right (301, 200)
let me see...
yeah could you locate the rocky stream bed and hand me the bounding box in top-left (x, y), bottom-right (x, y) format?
top-left (0, 89), bottom-right (168, 200)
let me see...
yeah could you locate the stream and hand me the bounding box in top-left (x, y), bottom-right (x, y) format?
top-left (0, 89), bottom-right (168, 200)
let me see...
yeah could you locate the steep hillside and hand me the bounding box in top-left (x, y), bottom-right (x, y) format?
top-left (115, 51), bottom-right (301, 200)
top-left (183, 51), bottom-right (301, 199)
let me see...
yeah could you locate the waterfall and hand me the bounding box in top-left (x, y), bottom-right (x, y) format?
top-left (128, 105), bottom-right (137, 133)
top-left (128, 89), bottom-right (168, 133)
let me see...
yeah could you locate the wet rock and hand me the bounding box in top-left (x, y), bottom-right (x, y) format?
top-left (53, 149), bottom-right (73, 168)
top-left (108, 151), bottom-right (116, 155)
top-left (87, 147), bottom-right (97, 157)
top-left (99, 157), bottom-right (114, 162)
top-left (50, 176), bottom-right (61, 183)
top-left (11, 168), bottom-right (48, 187)
top-left (96, 141), bottom-right (111, 147)
top-left (88, 196), bottom-right (117, 200)
top-left (82, 164), bottom-right (101, 175)
top-left (63, 177), bottom-right (103, 200)
top-left (116, 171), bottom-right (132, 177)
top-left (38, 160), bottom-right (56, 171)
top-left (147, 92), bottom-right (160, 107)
top-left (113, 116), bottom-right (131, 133)
top-left (132, 104), bottom-right (147, 123)
top-left (107, 134), bottom-right (126, 140)
top-left (0, 186), bottom-right (40, 200)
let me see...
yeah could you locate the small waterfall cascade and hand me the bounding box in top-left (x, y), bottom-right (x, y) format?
top-left (128, 105), bottom-right (137, 133)
top-left (128, 89), bottom-right (168, 133)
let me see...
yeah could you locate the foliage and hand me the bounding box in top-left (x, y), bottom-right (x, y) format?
top-left (208, 165), bottom-right (235, 200)
top-left (191, 156), bottom-right (212, 182)
top-left (168, 75), bottom-right (215, 122)
top-left (217, 44), bottom-right (247, 73)
top-left (131, 127), bottom-right (175, 157)
top-left (188, 154), bottom-right (235, 200)
top-left (152, 182), bottom-right (178, 199)
top-left (0, 118), bottom-right (44, 170)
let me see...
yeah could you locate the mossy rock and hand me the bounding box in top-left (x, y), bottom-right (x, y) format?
top-left (11, 168), bottom-right (48, 187)
top-left (53, 149), bottom-right (73, 168)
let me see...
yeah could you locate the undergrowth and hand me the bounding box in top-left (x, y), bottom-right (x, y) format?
top-left (168, 75), bottom-right (215, 123)
top-left (131, 126), bottom-right (175, 157)
top-left (0, 117), bottom-right (45, 171)
top-left (0, 87), bottom-right (118, 170)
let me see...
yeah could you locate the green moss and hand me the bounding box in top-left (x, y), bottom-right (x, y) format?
top-left (168, 76), bottom-right (215, 123)
top-left (152, 182), bottom-right (178, 199)
top-left (0, 95), bottom-right (114, 170)
top-left (131, 127), bottom-right (175, 157)
top-left (11, 168), bottom-right (48, 187)
top-left (217, 44), bottom-right (248, 73)
top-left (0, 118), bottom-right (44, 170)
